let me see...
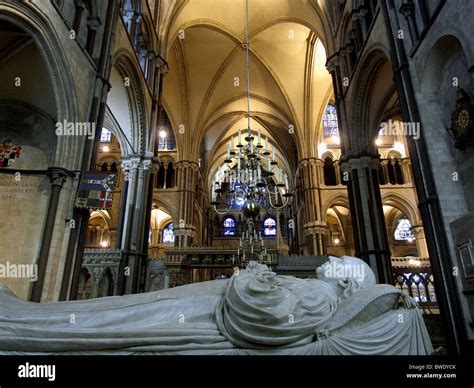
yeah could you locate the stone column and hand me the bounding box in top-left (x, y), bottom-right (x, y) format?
top-left (412, 225), bottom-right (429, 258)
top-left (163, 162), bottom-right (169, 189)
top-left (73, 0), bottom-right (86, 36)
top-left (85, 17), bottom-right (100, 55)
top-left (299, 158), bottom-right (326, 255)
top-left (401, 158), bottom-right (411, 183)
top-left (380, 159), bottom-right (389, 185)
top-left (350, 29), bottom-right (360, 53)
top-left (174, 161), bottom-right (199, 247)
top-left (31, 167), bottom-right (74, 302)
top-left (388, 158), bottom-right (396, 184)
top-left (334, 160), bottom-right (342, 185)
top-left (399, 1), bottom-right (419, 44)
top-left (354, 9), bottom-right (369, 39)
top-left (346, 42), bottom-right (356, 69)
top-left (340, 47), bottom-right (351, 79)
top-left (276, 210), bottom-right (289, 255)
top-left (341, 155), bottom-right (393, 284)
top-left (132, 12), bottom-right (143, 48)
top-left (146, 50), bottom-right (155, 84)
top-left (120, 157), bottom-right (140, 248)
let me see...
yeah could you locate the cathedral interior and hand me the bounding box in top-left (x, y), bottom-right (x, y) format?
top-left (0, 0), bottom-right (473, 357)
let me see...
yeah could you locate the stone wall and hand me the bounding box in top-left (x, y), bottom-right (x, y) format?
top-left (0, 102), bottom-right (56, 298)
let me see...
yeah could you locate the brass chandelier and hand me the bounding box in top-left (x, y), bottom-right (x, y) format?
top-left (210, 0), bottom-right (293, 219)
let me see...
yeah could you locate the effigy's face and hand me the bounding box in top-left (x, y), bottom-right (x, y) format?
top-left (340, 256), bottom-right (376, 287)
top-left (316, 256), bottom-right (343, 283)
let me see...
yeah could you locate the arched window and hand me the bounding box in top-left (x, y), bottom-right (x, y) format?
top-left (166, 162), bottom-right (174, 188)
top-left (162, 222), bottom-right (175, 244)
top-left (394, 160), bottom-right (404, 184)
top-left (156, 162), bottom-right (165, 188)
top-left (100, 162), bottom-right (108, 172)
top-left (394, 218), bottom-right (415, 241)
top-left (322, 104), bottom-right (339, 137)
top-left (387, 159), bottom-right (404, 185)
top-left (263, 218), bottom-right (277, 236)
top-left (323, 156), bottom-right (337, 186)
top-left (100, 128), bottom-right (112, 143)
top-left (223, 217), bottom-right (236, 236)
top-left (378, 163), bottom-right (386, 185)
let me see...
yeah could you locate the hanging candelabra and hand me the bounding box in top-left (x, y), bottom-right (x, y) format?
top-left (210, 0), bottom-right (292, 218)
top-left (210, 129), bottom-right (292, 216)
top-left (234, 219), bottom-right (268, 265)
top-left (211, 0), bottom-right (292, 266)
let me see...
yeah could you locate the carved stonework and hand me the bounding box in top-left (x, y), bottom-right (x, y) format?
top-left (168, 269), bottom-right (190, 288)
top-left (80, 249), bottom-right (122, 298)
top-left (146, 271), bottom-right (167, 292)
top-left (341, 155), bottom-right (380, 172)
top-left (48, 167), bottom-right (73, 188)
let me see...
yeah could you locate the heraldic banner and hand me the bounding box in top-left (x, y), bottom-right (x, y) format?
top-left (75, 172), bottom-right (117, 210)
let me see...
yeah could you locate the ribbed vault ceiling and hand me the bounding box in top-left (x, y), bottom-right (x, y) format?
top-left (160, 0), bottom-right (333, 180)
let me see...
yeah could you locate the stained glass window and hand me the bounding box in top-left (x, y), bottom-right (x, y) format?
top-left (223, 218), bottom-right (236, 236)
top-left (263, 218), bottom-right (276, 236)
top-left (394, 218), bottom-right (415, 241)
top-left (162, 223), bottom-right (174, 244)
top-left (322, 104), bottom-right (339, 137)
top-left (100, 128), bottom-right (112, 143)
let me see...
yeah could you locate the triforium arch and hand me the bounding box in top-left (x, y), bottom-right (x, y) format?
top-left (111, 51), bottom-right (149, 155)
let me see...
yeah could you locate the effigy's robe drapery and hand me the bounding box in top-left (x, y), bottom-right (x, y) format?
top-left (0, 268), bottom-right (433, 355)
top-left (215, 267), bottom-right (339, 349)
top-left (0, 281), bottom-right (231, 354)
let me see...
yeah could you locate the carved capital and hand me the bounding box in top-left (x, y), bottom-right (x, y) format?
top-left (154, 56), bottom-right (169, 74)
top-left (326, 56), bottom-right (340, 72)
top-left (74, 0), bottom-right (86, 10)
top-left (47, 167), bottom-right (73, 188)
top-left (303, 221), bottom-right (328, 236)
top-left (121, 157), bottom-right (140, 181)
top-left (340, 155), bottom-right (380, 172)
top-left (87, 17), bottom-right (101, 30)
top-left (399, 1), bottom-right (416, 17)
top-left (298, 159), bottom-right (309, 168)
top-left (121, 158), bottom-right (140, 171)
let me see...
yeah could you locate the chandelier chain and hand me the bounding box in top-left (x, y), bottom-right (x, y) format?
top-left (245, 0), bottom-right (251, 133)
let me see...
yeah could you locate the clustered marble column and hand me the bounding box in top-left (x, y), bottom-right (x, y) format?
top-left (299, 158), bottom-right (327, 255)
top-left (174, 161), bottom-right (199, 248)
top-left (341, 155), bottom-right (393, 284)
top-left (118, 155), bottom-right (153, 294)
